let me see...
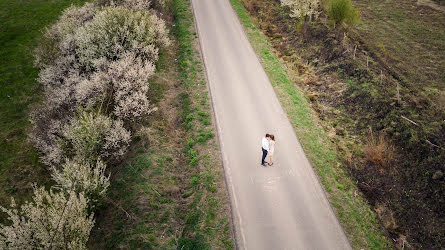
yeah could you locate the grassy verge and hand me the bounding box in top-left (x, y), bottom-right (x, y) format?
top-left (88, 0), bottom-right (234, 248)
top-left (229, 0), bottom-right (391, 248)
top-left (0, 0), bottom-right (88, 221)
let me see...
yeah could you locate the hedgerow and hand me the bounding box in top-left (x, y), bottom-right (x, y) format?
top-left (1, 0), bottom-right (169, 248)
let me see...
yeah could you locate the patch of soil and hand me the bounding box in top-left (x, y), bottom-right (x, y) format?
top-left (240, 0), bottom-right (445, 249)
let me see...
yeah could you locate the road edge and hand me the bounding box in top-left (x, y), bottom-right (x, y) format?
top-left (189, 0), bottom-right (243, 249)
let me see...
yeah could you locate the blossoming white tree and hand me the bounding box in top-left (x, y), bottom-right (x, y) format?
top-left (52, 159), bottom-right (110, 205)
top-left (281, 0), bottom-right (320, 19)
top-left (280, 0), bottom-right (320, 35)
top-left (0, 187), bottom-right (94, 249)
top-left (63, 111), bottom-right (131, 164)
top-left (31, 6), bottom-right (169, 166)
top-left (74, 7), bottom-right (170, 69)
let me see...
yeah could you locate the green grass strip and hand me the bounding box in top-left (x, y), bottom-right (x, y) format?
top-left (229, 0), bottom-right (392, 249)
top-left (173, 0), bottom-right (234, 248)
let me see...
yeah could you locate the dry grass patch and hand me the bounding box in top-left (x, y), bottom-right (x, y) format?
top-left (364, 132), bottom-right (395, 171)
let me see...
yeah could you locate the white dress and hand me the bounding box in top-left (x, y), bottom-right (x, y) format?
top-left (269, 140), bottom-right (275, 155)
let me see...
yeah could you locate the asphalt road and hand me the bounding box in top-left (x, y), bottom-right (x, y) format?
top-left (191, 0), bottom-right (352, 249)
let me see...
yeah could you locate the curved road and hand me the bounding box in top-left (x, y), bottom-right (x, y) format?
top-left (191, 0), bottom-right (351, 249)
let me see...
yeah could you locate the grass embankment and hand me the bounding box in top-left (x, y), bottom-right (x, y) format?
top-left (229, 0), bottom-right (391, 248)
top-left (0, 0), bottom-right (88, 221)
top-left (89, 0), bottom-right (233, 248)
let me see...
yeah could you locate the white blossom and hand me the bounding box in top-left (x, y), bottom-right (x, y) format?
top-left (0, 187), bottom-right (94, 249)
top-left (64, 111), bottom-right (131, 163)
top-left (29, 117), bottom-right (67, 167)
top-left (104, 119), bottom-right (131, 158)
top-left (109, 52), bottom-right (155, 120)
top-left (52, 159), bottom-right (110, 204)
top-left (122, 0), bottom-right (152, 11)
top-left (35, 3), bottom-right (97, 68)
top-left (74, 7), bottom-right (170, 69)
top-left (280, 0), bottom-right (320, 20)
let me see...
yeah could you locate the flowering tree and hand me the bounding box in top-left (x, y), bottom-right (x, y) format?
top-left (280, 0), bottom-right (320, 20)
top-left (74, 7), bottom-right (170, 69)
top-left (63, 111), bottom-right (131, 164)
top-left (52, 159), bottom-right (110, 205)
top-left (0, 187), bottom-right (94, 249)
top-left (280, 0), bottom-right (320, 35)
top-left (31, 6), bottom-right (169, 166)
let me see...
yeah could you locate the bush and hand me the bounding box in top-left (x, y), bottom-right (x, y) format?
top-left (326, 0), bottom-right (360, 28)
top-left (96, 0), bottom-right (166, 11)
top-left (63, 111), bottom-right (131, 164)
top-left (35, 3), bottom-right (97, 68)
top-left (280, 0), bottom-right (320, 20)
top-left (103, 52), bottom-right (156, 120)
top-left (32, 7), bottom-right (164, 158)
top-left (0, 187), bottom-right (94, 249)
top-left (31, 110), bottom-right (131, 167)
top-left (74, 7), bottom-right (170, 69)
top-left (52, 159), bottom-right (110, 205)
top-left (30, 115), bottom-right (71, 167)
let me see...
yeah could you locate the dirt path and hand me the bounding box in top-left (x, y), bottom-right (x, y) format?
top-left (191, 0), bottom-right (351, 249)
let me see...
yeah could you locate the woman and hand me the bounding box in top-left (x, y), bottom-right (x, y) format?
top-left (268, 135), bottom-right (275, 166)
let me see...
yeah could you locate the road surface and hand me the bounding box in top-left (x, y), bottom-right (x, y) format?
top-left (191, 0), bottom-right (352, 249)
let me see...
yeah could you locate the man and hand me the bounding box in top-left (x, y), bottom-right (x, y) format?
top-left (261, 134), bottom-right (270, 167)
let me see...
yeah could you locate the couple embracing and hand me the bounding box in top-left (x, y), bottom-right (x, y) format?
top-left (261, 134), bottom-right (275, 167)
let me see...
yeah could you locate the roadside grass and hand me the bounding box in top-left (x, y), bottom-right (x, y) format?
top-left (89, 0), bottom-right (233, 248)
top-left (229, 0), bottom-right (392, 248)
top-left (0, 0), bottom-right (88, 221)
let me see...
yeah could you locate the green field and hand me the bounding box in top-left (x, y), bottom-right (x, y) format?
top-left (0, 0), bottom-right (88, 219)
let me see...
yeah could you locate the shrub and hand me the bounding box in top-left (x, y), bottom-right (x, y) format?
top-left (0, 187), bottom-right (94, 249)
top-left (30, 116), bottom-right (71, 167)
top-left (35, 3), bottom-right (97, 68)
top-left (36, 52), bottom-right (156, 133)
top-left (280, 0), bottom-right (320, 20)
top-left (326, 0), bottom-right (360, 28)
top-left (74, 7), bottom-right (170, 69)
top-left (63, 111), bottom-right (131, 164)
top-left (52, 159), bottom-right (110, 205)
top-left (35, 5), bottom-right (167, 118)
top-left (31, 8), bottom-right (165, 165)
top-left (37, 55), bottom-right (84, 111)
top-left (95, 0), bottom-right (166, 10)
top-left (106, 52), bottom-right (156, 120)
top-left (364, 132), bottom-right (395, 170)
top-left (31, 110), bottom-right (131, 167)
